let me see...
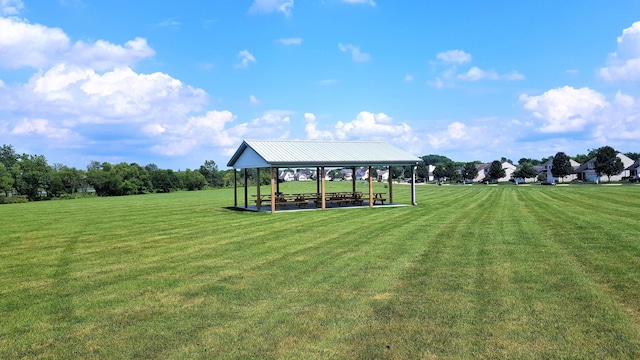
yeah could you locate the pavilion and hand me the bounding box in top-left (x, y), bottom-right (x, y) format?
top-left (226, 140), bottom-right (424, 213)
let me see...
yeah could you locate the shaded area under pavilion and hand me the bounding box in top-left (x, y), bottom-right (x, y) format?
top-left (226, 140), bottom-right (424, 213)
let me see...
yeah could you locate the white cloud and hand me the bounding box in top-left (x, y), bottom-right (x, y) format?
top-left (431, 50), bottom-right (523, 86)
top-left (304, 113), bottom-right (333, 140)
top-left (276, 37), bottom-right (302, 45)
top-left (457, 66), bottom-right (524, 81)
top-left (0, 17), bottom-right (154, 70)
top-left (68, 37), bottom-right (155, 70)
top-left (342, 0), bottom-right (376, 6)
top-left (599, 21), bottom-right (640, 82)
top-left (335, 111), bottom-right (415, 144)
top-left (1, 0), bottom-right (23, 15)
top-left (436, 50), bottom-right (472, 64)
top-left (249, 95), bottom-right (261, 105)
top-left (520, 86), bottom-right (608, 133)
top-left (426, 122), bottom-right (482, 149)
top-left (338, 43), bottom-right (371, 62)
top-left (249, 0), bottom-right (294, 17)
top-left (403, 74), bottom-right (414, 82)
top-left (9, 118), bottom-right (82, 146)
top-left (0, 17), bottom-right (70, 68)
top-left (235, 49), bottom-right (256, 69)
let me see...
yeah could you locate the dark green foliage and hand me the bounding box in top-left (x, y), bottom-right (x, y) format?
top-left (0, 195), bottom-right (28, 204)
top-left (461, 162), bottom-right (479, 181)
top-left (551, 152), bottom-right (573, 180)
top-left (150, 169), bottom-right (179, 193)
top-left (595, 146), bottom-right (624, 182)
top-left (177, 169), bottom-right (207, 191)
top-left (86, 162), bottom-right (152, 196)
top-left (518, 157), bottom-right (542, 166)
top-left (198, 160), bottom-right (223, 187)
top-left (0, 163), bottom-right (14, 196)
top-left (624, 152), bottom-right (640, 161)
top-left (488, 160), bottom-right (506, 182)
top-left (513, 162), bottom-right (538, 182)
top-left (12, 154), bottom-right (52, 201)
top-left (420, 154), bottom-right (452, 165)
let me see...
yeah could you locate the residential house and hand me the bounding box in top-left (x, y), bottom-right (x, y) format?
top-left (541, 159), bottom-right (581, 183)
top-left (626, 159), bottom-right (639, 178)
top-left (295, 169), bottom-right (315, 181)
top-left (278, 170), bottom-right (295, 182)
top-left (341, 169), bottom-right (353, 181)
top-left (574, 153), bottom-right (634, 182)
top-left (473, 162), bottom-right (516, 183)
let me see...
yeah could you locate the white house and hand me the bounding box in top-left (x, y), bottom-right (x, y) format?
top-left (574, 153), bottom-right (635, 182)
top-left (542, 158), bottom-right (581, 183)
top-left (474, 162), bottom-right (516, 183)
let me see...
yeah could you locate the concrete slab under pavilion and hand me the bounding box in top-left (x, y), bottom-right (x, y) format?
top-left (226, 140), bottom-right (424, 214)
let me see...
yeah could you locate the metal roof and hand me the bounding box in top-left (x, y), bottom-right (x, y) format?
top-left (227, 140), bottom-right (424, 169)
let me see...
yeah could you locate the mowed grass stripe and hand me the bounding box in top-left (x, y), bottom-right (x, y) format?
top-left (1, 185), bottom-right (639, 358)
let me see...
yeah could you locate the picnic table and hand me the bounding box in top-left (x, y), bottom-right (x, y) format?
top-left (252, 191), bottom-right (368, 209)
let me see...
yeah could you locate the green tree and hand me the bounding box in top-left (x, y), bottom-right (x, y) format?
top-left (150, 169), bottom-right (179, 193)
top-left (551, 152), bottom-right (573, 182)
top-left (461, 162), bottom-right (479, 182)
top-left (178, 169), bottom-right (207, 190)
top-left (0, 163), bottom-right (14, 196)
top-left (518, 157), bottom-right (541, 166)
top-left (12, 154), bottom-right (52, 201)
top-left (199, 160), bottom-right (223, 188)
top-left (433, 164), bottom-right (446, 182)
top-left (513, 162), bottom-right (538, 183)
top-left (487, 160), bottom-right (506, 182)
top-left (595, 146), bottom-right (624, 182)
top-left (420, 154), bottom-right (452, 165)
top-left (443, 162), bottom-right (460, 183)
top-left (624, 152), bottom-right (640, 161)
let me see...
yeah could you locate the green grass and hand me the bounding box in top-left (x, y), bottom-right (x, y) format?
top-left (1, 184), bottom-right (639, 359)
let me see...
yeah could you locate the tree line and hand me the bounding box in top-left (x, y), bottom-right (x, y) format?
top-left (0, 144), bottom-right (237, 202)
top-left (418, 146), bottom-right (638, 184)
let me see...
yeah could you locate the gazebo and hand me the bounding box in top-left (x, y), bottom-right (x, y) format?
top-left (226, 140), bottom-right (424, 213)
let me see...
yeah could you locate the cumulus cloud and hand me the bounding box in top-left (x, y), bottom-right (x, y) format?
top-left (235, 49), bottom-right (256, 69)
top-left (436, 50), bottom-right (472, 64)
top-left (335, 111), bottom-right (416, 146)
top-left (1, 0), bottom-right (23, 15)
top-left (520, 86), bottom-right (608, 133)
top-left (304, 113), bottom-right (333, 140)
top-left (249, 0), bottom-right (293, 17)
top-left (68, 37), bottom-right (155, 70)
top-left (338, 43), bottom-right (371, 62)
top-left (276, 37), bottom-right (302, 45)
top-left (599, 21), bottom-right (640, 82)
top-left (342, 0), bottom-right (376, 6)
top-left (0, 17), bottom-right (70, 68)
top-left (0, 17), bottom-right (155, 70)
top-left (10, 118), bottom-right (81, 142)
top-left (431, 50), bottom-right (523, 87)
top-left (249, 95), bottom-right (261, 105)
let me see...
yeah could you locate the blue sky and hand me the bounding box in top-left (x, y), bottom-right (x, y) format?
top-left (1, 0), bottom-right (640, 170)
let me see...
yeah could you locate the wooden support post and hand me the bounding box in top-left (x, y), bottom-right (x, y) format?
top-left (243, 169), bottom-right (248, 209)
top-left (316, 167), bottom-right (320, 195)
top-left (233, 169), bottom-right (237, 207)
top-left (388, 165), bottom-right (393, 204)
top-left (271, 167), bottom-right (276, 214)
top-left (412, 165), bottom-right (417, 205)
top-left (256, 168), bottom-right (261, 211)
top-left (321, 166), bottom-right (326, 210)
top-left (368, 166), bottom-right (373, 208)
top-left (352, 167), bottom-right (356, 194)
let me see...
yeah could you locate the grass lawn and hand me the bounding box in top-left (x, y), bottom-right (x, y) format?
top-left (1, 183), bottom-right (639, 358)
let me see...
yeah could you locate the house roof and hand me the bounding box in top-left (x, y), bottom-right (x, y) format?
top-left (227, 140), bottom-right (424, 169)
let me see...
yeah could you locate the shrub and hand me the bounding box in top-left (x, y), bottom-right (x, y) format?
top-left (0, 195), bottom-right (29, 204)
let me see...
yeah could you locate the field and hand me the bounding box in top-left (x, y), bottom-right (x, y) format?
top-left (1, 183), bottom-right (639, 359)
